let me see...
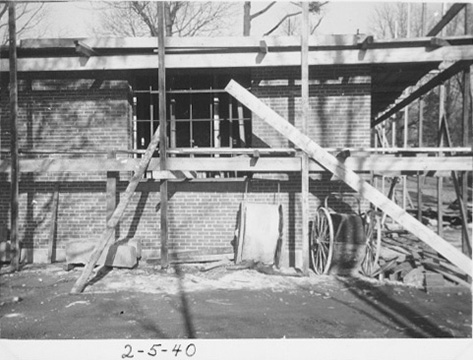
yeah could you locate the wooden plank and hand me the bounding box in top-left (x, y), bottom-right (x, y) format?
top-left (417, 97), bottom-right (424, 222)
top-left (1, 146), bottom-right (471, 157)
top-left (373, 60), bottom-right (473, 126)
top-left (225, 79), bottom-right (472, 276)
top-left (1, 155), bottom-right (472, 174)
top-left (69, 123), bottom-right (162, 293)
top-left (47, 184), bottom-right (59, 263)
top-left (106, 152), bottom-right (117, 242)
top-left (167, 147), bottom-right (296, 155)
top-left (18, 35), bottom-right (362, 50)
top-left (237, 104), bottom-right (246, 147)
top-left (18, 34), bottom-right (473, 51)
top-left (3, 45), bottom-right (473, 73)
top-left (437, 86), bottom-right (446, 238)
top-left (462, 8), bottom-right (470, 254)
top-left (170, 99), bottom-right (176, 150)
top-left (213, 97), bottom-right (220, 148)
top-left (8, 3), bottom-right (20, 271)
top-left (301, 3), bottom-right (310, 275)
top-left (158, 2), bottom-right (168, 269)
top-left (301, 153), bottom-right (310, 274)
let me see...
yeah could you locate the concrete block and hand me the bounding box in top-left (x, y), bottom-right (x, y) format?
top-left (65, 240), bottom-right (98, 265)
top-left (403, 267), bottom-right (425, 288)
top-left (65, 240), bottom-right (138, 268)
top-left (424, 271), bottom-right (446, 291)
top-left (101, 244), bottom-right (137, 268)
top-left (127, 238), bottom-right (142, 259)
top-left (0, 242), bottom-right (12, 262)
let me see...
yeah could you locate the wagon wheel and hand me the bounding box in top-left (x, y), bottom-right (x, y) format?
top-left (310, 207), bottom-right (334, 275)
top-left (360, 211), bottom-right (382, 277)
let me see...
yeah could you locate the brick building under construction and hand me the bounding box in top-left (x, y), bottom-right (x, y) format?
top-left (1, 8), bottom-right (472, 279)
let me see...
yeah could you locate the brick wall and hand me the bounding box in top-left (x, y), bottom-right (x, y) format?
top-left (251, 65), bottom-right (371, 148)
top-left (0, 66), bottom-right (371, 268)
top-left (0, 79), bottom-right (131, 262)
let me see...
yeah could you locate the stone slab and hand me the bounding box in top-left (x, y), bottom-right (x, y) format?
top-left (65, 240), bottom-right (138, 268)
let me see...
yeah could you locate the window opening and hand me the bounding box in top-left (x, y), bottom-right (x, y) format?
top-left (132, 72), bottom-right (251, 177)
top-left (132, 72), bottom-right (251, 150)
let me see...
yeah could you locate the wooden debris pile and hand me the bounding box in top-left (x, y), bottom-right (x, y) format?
top-left (374, 231), bottom-right (471, 292)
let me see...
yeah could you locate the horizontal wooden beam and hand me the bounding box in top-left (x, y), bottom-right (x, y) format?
top-left (167, 147), bottom-right (296, 156)
top-left (0, 155), bottom-right (471, 174)
top-left (2, 44), bottom-right (473, 73)
top-left (372, 60), bottom-right (473, 126)
top-left (17, 35), bottom-right (368, 50)
top-left (18, 34), bottom-right (473, 51)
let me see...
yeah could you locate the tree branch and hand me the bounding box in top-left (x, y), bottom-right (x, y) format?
top-left (310, 16), bottom-right (323, 34)
top-left (250, 2), bottom-right (276, 20)
top-left (0, 4), bottom-right (8, 21)
top-left (264, 11), bottom-right (301, 36)
top-left (131, 1), bottom-right (157, 36)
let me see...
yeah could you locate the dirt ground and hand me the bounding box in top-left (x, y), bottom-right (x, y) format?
top-left (1, 175), bottom-right (471, 360)
top-left (0, 262), bottom-right (471, 340)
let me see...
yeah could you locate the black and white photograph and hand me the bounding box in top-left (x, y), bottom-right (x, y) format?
top-left (0, 1), bottom-right (472, 359)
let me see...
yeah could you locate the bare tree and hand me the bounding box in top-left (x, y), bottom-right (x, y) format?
top-left (369, 3), bottom-right (472, 147)
top-left (96, 1), bottom-right (237, 37)
top-left (243, 1), bottom-right (327, 36)
top-left (0, 2), bottom-right (45, 44)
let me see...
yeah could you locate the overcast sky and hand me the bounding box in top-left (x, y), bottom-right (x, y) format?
top-left (22, 1), bottom-right (448, 40)
top-left (34, 1), bottom-right (375, 39)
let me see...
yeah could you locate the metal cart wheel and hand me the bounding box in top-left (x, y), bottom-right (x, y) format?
top-left (360, 211), bottom-right (382, 277)
top-left (310, 207), bottom-right (334, 275)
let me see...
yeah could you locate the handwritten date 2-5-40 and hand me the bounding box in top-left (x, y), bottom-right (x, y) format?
top-left (122, 343), bottom-right (196, 358)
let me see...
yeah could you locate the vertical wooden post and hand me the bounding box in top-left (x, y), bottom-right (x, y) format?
top-left (417, 97), bottom-right (424, 222)
top-left (106, 152), bottom-right (117, 241)
top-left (8, 3), bottom-right (20, 271)
top-left (301, 2), bottom-right (310, 275)
top-left (47, 184), bottom-right (59, 263)
top-left (213, 97), bottom-right (220, 148)
top-left (439, 114), bottom-right (471, 257)
top-left (438, 84), bottom-right (445, 238)
top-left (417, 4), bottom-right (426, 223)
top-left (462, 6), bottom-right (471, 255)
top-left (402, 176), bottom-right (407, 210)
top-left (229, 99), bottom-right (233, 148)
top-left (189, 96), bottom-right (194, 148)
top-left (237, 103), bottom-right (246, 147)
top-left (391, 119), bottom-right (396, 148)
top-left (150, 86), bottom-right (154, 147)
top-left (403, 107), bottom-right (408, 147)
top-left (436, 0), bottom-right (447, 239)
top-left (158, 1), bottom-right (169, 269)
top-left (170, 98), bottom-right (176, 151)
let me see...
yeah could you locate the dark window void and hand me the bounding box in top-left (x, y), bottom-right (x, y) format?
top-left (132, 71), bottom-right (252, 154)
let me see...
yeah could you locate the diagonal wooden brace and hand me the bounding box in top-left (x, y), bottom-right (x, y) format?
top-left (70, 126), bottom-right (161, 294)
top-left (225, 79), bottom-right (472, 276)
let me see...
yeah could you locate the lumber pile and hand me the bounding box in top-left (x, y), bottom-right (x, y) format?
top-left (375, 232), bottom-right (471, 292)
